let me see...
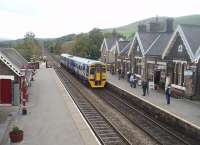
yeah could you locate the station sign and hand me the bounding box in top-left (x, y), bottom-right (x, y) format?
top-left (184, 70), bottom-right (193, 76)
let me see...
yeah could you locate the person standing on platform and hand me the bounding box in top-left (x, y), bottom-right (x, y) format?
top-left (118, 68), bottom-right (121, 80)
top-left (127, 71), bottom-right (131, 82)
top-left (133, 74), bottom-right (137, 88)
top-left (121, 71), bottom-right (125, 79)
top-left (129, 74), bottom-right (134, 88)
top-left (165, 84), bottom-right (171, 104)
top-left (142, 79), bottom-right (148, 96)
top-left (147, 79), bottom-right (150, 96)
top-left (165, 75), bottom-right (170, 91)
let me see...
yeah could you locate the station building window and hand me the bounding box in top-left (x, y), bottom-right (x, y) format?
top-left (178, 44), bottom-right (183, 52)
top-left (135, 58), bottom-right (142, 75)
top-left (173, 62), bottom-right (186, 86)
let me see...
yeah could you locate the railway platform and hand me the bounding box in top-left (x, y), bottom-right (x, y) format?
top-left (108, 73), bottom-right (200, 128)
top-left (3, 63), bottom-right (100, 145)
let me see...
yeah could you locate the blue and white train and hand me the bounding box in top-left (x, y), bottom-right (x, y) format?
top-left (60, 53), bottom-right (107, 88)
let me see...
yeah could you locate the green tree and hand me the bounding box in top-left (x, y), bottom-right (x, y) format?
top-left (73, 33), bottom-right (90, 57)
top-left (87, 28), bottom-right (103, 59)
top-left (15, 32), bottom-right (41, 61)
top-left (72, 28), bottom-right (104, 59)
top-left (103, 29), bottom-right (126, 39)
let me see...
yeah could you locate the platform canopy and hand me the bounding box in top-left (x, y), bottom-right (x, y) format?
top-left (0, 48), bottom-right (28, 76)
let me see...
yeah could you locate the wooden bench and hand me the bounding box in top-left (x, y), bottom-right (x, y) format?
top-left (171, 87), bottom-right (185, 99)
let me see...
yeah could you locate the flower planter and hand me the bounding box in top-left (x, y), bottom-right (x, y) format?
top-left (9, 130), bottom-right (23, 143)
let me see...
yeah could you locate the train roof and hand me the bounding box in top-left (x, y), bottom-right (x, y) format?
top-left (61, 53), bottom-right (104, 65)
top-left (61, 53), bottom-right (72, 58)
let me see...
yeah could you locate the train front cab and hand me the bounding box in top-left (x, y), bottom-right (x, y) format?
top-left (88, 64), bottom-right (106, 88)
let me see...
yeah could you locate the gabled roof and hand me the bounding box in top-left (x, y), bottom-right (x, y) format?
top-left (138, 32), bottom-right (160, 53)
top-left (128, 32), bottom-right (160, 56)
top-left (181, 24), bottom-right (200, 55)
top-left (120, 42), bottom-right (132, 56)
top-left (0, 48), bottom-right (28, 76)
top-left (106, 37), bottom-right (118, 51)
top-left (118, 40), bottom-right (129, 52)
top-left (146, 33), bottom-right (173, 57)
top-left (162, 24), bottom-right (200, 62)
top-left (101, 37), bottom-right (118, 52)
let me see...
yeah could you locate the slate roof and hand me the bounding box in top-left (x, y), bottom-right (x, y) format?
top-left (138, 32), bottom-right (160, 52)
top-left (120, 42), bottom-right (131, 56)
top-left (0, 48), bottom-right (28, 76)
top-left (180, 24), bottom-right (200, 55)
top-left (118, 40), bottom-right (130, 52)
top-left (105, 38), bottom-right (118, 50)
top-left (0, 48), bottom-right (28, 69)
top-left (146, 33), bottom-right (173, 57)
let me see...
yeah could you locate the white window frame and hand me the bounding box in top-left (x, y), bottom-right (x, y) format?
top-left (178, 63), bottom-right (182, 85)
top-left (178, 44), bottom-right (183, 52)
top-left (137, 45), bottom-right (140, 52)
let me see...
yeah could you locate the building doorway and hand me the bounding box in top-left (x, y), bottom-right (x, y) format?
top-left (0, 79), bottom-right (12, 104)
top-left (154, 70), bottom-right (161, 85)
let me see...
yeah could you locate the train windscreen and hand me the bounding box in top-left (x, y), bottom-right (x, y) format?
top-left (90, 64), bottom-right (105, 74)
top-left (95, 64), bottom-right (106, 72)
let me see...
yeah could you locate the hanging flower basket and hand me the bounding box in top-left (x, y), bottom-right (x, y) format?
top-left (9, 126), bottom-right (23, 143)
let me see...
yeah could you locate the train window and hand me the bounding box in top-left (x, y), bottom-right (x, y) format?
top-left (102, 67), bottom-right (106, 72)
top-left (96, 67), bottom-right (101, 72)
top-left (90, 67), bottom-right (95, 74)
top-left (86, 67), bottom-right (89, 75)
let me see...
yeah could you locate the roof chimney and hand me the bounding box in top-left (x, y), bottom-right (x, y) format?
top-left (146, 22), bottom-right (161, 32)
top-left (138, 24), bottom-right (146, 32)
top-left (166, 18), bottom-right (174, 32)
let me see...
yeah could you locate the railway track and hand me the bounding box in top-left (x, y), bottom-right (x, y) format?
top-left (49, 56), bottom-right (196, 145)
top-left (93, 88), bottom-right (196, 145)
top-left (50, 57), bottom-right (130, 145)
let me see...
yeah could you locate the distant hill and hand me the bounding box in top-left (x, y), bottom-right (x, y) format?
top-left (103, 14), bottom-right (200, 37)
top-left (1, 14), bottom-right (200, 54)
top-left (0, 38), bottom-right (10, 42)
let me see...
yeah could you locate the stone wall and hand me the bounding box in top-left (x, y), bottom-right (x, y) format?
top-left (107, 82), bottom-right (200, 142)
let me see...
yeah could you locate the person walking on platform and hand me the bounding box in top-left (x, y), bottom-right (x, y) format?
top-left (142, 79), bottom-right (148, 96)
top-left (133, 74), bottom-right (137, 88)
top-left (147, 79), bottom-right (150, 96)
top-left (121, 71), bottom-right (125, 79)
top-left (127, 71), bottom-right (131, 82)
top-left (118, 68), bottom-right (121, 80)
top-left (129, 74), bottom-right (134, 88)
top-left (111, 65), bottom-right (114, 75)
top-left (165, 85), bottom-right (171, 104)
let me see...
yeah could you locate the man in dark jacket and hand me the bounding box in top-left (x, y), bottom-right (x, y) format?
top-left (142, 79), bottom-right (148, 96)
top-left (165, 85), bottom-right (171, 104)
top-left (118, 69), bottom-right (121, 80)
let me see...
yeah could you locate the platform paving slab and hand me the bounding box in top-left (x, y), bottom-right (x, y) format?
top-left (108, 73), bottom-right (200, 127)
top-left (3, 63), bottom-right (100, 145)
top-left (0, 106), bottom-right (18, 145)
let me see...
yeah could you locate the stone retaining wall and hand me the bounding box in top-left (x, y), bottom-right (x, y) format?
top-left (107, 82), bottom-right (200, 141)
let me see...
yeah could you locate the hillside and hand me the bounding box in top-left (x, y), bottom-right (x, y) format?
top-left (1, 14), bottom-right (200, 56)
top-left (103, 15), bottom-right (200, 37)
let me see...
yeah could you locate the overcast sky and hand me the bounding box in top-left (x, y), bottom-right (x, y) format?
top-left (0, 0), bottom-right (199, 39)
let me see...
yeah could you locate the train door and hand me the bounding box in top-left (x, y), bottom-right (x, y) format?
top-left (95, 66), bottom-right (100, 81)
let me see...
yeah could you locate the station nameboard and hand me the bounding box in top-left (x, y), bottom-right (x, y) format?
top-left (184, 70), bottom-right (193, 76)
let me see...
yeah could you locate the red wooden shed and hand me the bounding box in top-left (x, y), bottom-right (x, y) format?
top-left (0, 48), bottom-right (32, 105)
